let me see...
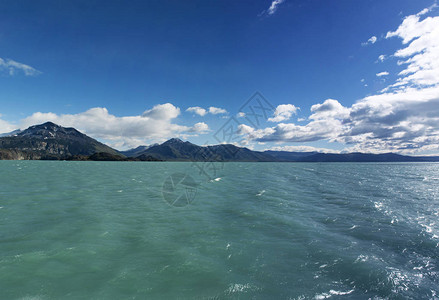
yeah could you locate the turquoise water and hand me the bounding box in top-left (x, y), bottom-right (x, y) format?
top-left (0, 161), bottom-right (438, 299)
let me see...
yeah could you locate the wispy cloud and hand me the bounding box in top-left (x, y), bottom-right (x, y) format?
top-left (0, 57), bottom-right (41, 76)
top-left (377, 54), bottom-right (387, 62)
top-left (376, 71), bottom-right (389, 77)
top-left (362, 36), bottom-right (377, 46)
top-left (267, 0), bottom-right (285, 15)
top-left (259, 0), bottom-right (285, 17)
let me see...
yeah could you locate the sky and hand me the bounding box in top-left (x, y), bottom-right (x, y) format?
top-left (1, 0), bottom-right (439, 154)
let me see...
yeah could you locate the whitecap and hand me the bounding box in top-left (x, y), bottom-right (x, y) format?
top-left (354, 254), bottom-right (369, 263)
top-left (226, 283), bottom-right (252, 294)
top-left (314, 289), bottom-right (354, 299)
top-left (374, 201), bottom-right (384, 210)
top-left (256, 190), bottom-right (266, 196)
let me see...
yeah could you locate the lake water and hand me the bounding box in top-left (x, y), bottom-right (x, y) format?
top-left (0, 161), bottom-right (438, 299)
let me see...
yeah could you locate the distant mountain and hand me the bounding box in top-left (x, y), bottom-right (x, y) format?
top-left (0, 122), bottom-right (121, 160)
top-left (0, 129), bottom-right (22, 137)
top-left (264, 150), bottom-right (318, 161)
top-left (298, 152), bottom-right (439, 162)
top-left (120, 144), bottom-right (158, 157)
top-left (126, 138), bottom-right (276, 162)
top-left (122, 139), bottom-right (439, 162)
top-left (2, 123), bottom-right (439, 162)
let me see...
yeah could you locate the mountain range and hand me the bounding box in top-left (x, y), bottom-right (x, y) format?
top-left (1, 122), bottom-right (439, 162)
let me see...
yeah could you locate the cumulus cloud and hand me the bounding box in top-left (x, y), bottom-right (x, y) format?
top-left (238, 118), bottom-right (345, 144)
top-left (0, 115), bottom-right (18, 134)
top-left (190, 122), bottom-right (209, 133)
top-left (385, 5), bottom-right (439, 89)
top-left (208, 106), bottom-right (227, 114)
top-left (376, 71), bottom-right (389, 77)
top-left (186, 106), bottom-right (227, 116)
top-left (234, 6), bottom-right (439, 154)
top-left (0, 57), bottom-right (41, 76)
top-left (186, 106), bottom-right (207, 116)
top-left (142, 103), bottom-right (180, 120)
top-left (17, 103), bottom-right (211, 149)
top-left (267, 145), bottom-right (340, 153)
top-left (310, 99), bottom-right (350, 120)
top-left (268, 104), bottom-right (299, 122)
top-left (233, 7), bottom-right (439, 154)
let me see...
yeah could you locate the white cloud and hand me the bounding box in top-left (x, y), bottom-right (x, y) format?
top-left (267, 0), bottom-right (285, 15)
top-left (362, 35), bottom-right (377, 46)
top-left (190, 122), bottom-right (209, 133)
top-left (0, 116), bottom-right (17, 134)
top-left (268, 104), bottom-right (299, 122)
top-left (267, 145), bottom-right (340, 153)
top-left (208, 106), bottom-right (227, 114)
top-left (186, 106), bottom-right (227, 116)
top-left (3, 6), bottom-right (439, 155)
top-left (0, 57), bottom-right (41, 76)
top-left (310, 99), bottom-right (350, 120)
top-left (378, 54), bottom-right (387, 62)
top-left (384, 7), bottom-right (439, 89)
top-left (416, 3), bottom-right (437, 17)
top-left (142, 103), bottom-right (180, 120)
top-left (236, 4), bottom-right (439, 156)
top-left (237, 124), bottom-right (256, 135)
top-left (237, 112), bottom-right (246, 118)
top-left (186, 106), bottom-right (207, 116)
top-left (368, 36), bottom-right (377, 44)
top-left (18, 104), bottom-right (208, 149)
top-left (376, 71), bottom-right (389, 77)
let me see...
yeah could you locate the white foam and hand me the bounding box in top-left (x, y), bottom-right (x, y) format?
top-left (374, 201), bottom-right (384, 209)
top-left (226, 283), bottom-right (252, 293)
top-left (256, 190), bottom-right (266, 196)
top-left (314, 289), bottom-right (354, 299)
top-left (354, 254), bottom-right (369, 263)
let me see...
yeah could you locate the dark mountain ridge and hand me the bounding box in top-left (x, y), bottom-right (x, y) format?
top-left (132, 138), bottom-right (275, 162)
top-left (1, 122), bottom-right (439, 162)
top-left (0, 122), bottom-right (120, 160)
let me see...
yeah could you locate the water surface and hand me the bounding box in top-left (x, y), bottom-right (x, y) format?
top-left (0, 161), bottom-right (438, 299)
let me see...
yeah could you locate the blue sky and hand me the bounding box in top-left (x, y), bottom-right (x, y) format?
top-left (1, 0), bottom-right (439, 154)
